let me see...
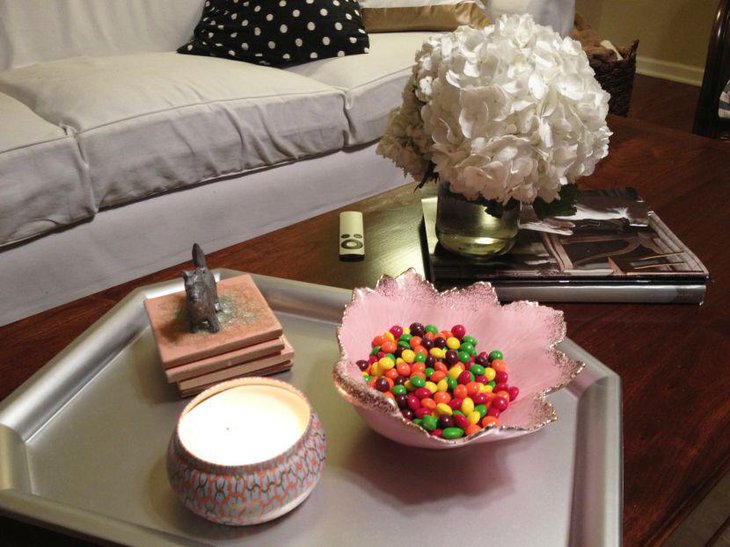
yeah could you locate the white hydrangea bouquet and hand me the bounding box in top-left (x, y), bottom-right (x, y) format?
top-left (377, 14), bottom-right (612, 218)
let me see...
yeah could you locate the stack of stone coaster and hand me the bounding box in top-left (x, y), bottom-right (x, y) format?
top-left (144, 274), bottom-right (294, 397)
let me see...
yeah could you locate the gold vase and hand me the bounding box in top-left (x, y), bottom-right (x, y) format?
top-left (435, 182), bottom-right (520, 259)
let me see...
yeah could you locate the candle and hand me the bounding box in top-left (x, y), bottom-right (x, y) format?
top-left (178, 383), bottom-right (311, 466)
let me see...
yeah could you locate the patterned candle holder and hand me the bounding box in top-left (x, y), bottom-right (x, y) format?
top-left (166, 377), bottom-right (326, 525)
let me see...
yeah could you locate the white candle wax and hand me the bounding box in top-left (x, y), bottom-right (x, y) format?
top-left (178, 383), bottom-right (310, 466)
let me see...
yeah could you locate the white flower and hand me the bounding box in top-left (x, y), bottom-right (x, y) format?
top-left (377, 14), bottom-right (612, 205)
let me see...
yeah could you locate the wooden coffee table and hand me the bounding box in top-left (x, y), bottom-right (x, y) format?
top-left (1, 115), bottom-right (729, 545)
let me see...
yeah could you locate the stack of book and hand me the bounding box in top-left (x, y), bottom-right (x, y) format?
top-left (421, 187), bottom-right (710, 304)
top-left (144, 274), bottom-right (293, 397)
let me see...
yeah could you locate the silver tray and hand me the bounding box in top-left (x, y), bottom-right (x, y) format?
top-left (0, 270), bottom-right (622, 546)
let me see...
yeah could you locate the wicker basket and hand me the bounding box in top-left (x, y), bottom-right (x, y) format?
top-left (589, 40), bottom-right (639, 117)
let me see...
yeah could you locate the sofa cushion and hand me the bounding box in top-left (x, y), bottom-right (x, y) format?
top-left (0, 92), bottom-right (94, 247)
top-left (178, 0), bottom-right (370, 67)
top-left (287, 32), bottom-right (434, 145)
top-left (358, 0), bottom-right (488, 32)
top-left (0, 52), bottom-right (350, 209)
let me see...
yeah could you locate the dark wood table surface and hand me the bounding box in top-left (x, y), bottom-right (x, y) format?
top-left (1, 115), bottom-right (729, 545)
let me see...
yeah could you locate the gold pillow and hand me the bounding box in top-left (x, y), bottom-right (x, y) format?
top-left (359, 0), bottom-right (490, 32)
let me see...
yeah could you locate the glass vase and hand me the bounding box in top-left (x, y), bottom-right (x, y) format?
top-left (435, 182), bottom-right (520, 259)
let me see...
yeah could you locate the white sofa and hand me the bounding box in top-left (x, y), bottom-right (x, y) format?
top-left (0, 0), bottom-right (574, 326)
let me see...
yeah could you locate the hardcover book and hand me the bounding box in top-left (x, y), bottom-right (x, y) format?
top-left (421, 188), bottom-right (710, 304)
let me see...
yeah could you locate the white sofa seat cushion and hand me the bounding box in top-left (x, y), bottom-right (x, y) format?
top-left (0, 92), bottom-right (93, 246)
top-left (286, 32), bottom-right (434, 145)
top-left (0, 52), bottom-right (350, 209)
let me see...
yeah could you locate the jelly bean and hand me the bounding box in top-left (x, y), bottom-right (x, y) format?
top-left (421, 415), bottom-right (438, 431)
top-left (465, 424), bottom-right (481, 436)
top-left (410, 375), bottom-right (426, 389)
top-left (425, 355), bottom-right (436, 367)
top-left (379, 356), bottom-right (395, 370)
top-left (446, 337), bottom-right (461, 350)
top-left (495, 370), bottom-right (509, 384)
top-left (368, 354), bottom-right (378, 365)
top-left (508, 386), bottom-right (519, 401)
top-left (429, 347), bottom-right (443, 359)
top-left (401, 349), bottom-right (415, 363)
top-left (434, 337), bottom-right (447, 349)
top-left (460, 342), bottom-right (476, 355)
top-left (475, 404), bottom-right (487, 418)
top-left (394, 375), bottom-right (407, 386)
top-left (467, 410), bottom-right (481, 425)
top-left (447, 364), bottom-right (464, 379)
top-left (458, 350), bottom-right (471, 364)
top-left (483, 367), bottom-right (496, 381)
top-left (453, 384), bottom-right (468, 400)
top-left (451, 324), bottom-right (466, 339)
top-left (397, 340), bottom-right (411, 349)
top-left (414, 407), bottom-right (431, 419)
top-left (409, 322), bottom-right (424, 336)
top-left (492, 395), bottom-right (509, 411)
top-left (414, 352), bottom-right (427, 363)
top-left (412, 418), bottom-right (423, 427)
top-left (491, 359), bottom-right (507, 372)
top-left (475, 352), bottom-right (489, 365)
top-left (411, 371), bottom-right (426, 381)
top-left (400, 333), bottom-right (413, 342)
top-left (381, 341), bottom-right (397, 354)
top-left (431, 428), bottom-right (443, 437)
top-left (446, 376), bottom-right (458, 390)
top-left (445, 350), bottom-right (459, 365)
top-left (433, 391), bottom-right (451, 405)
top-left (473, 392), bottom-right (489, 405)
top-left (390, 325), bottom-right (403, 338)
top-left (393, 385), bottom-right (407, 396)
top-left (409, 336), bottom-right (422, 350)
top-left (411, 362), bottom-right (426, 374)
top-left (436, 379), bottom-right (449, 393)
top-left (402, 408), bottom-right (414, 420)
top-left (415, 387), bottom-right (432, 399)
top-left (462, 334), bottom-right (477, 346)
top-left (372, 335), bottom-right (386, 347)
top-left (424, 381), bottom-right (438, 394)
top-left (440, 330), bottom-right (453, 340)
top-left (483, 384), bottom-right (494, 393)
top-left (356, 359), bottom-right (369, 371)
top-left (385, 368), bottom-right (399, 380)
top-left (420, 398), bottom-right (436, 411)
top-left (430, 370), bottom-right (446, 383)
top-left (470, 364), bottom-right (485, 376)
top-left (475, 374), bottom-right (488, 385)
top-left (466, 381), bottom-right (481, 397)
top-left (435, 402), bottom-right (453, 416)
top-left (425, 324), bottom-right (439, 334)
top-left (424, 367), bottom-right (435, 379)
top-left (453, 414), bottom-right (470, 430)
top-left (449, 397), bottom-right (463, 411)
top-left (407, 394), bottom-right (420, 410)
top-left (441, 427), bottom-right (465, 440)
top-left (396, 362), bottom-right (411, 377)
top-left (488, 350), bottom-right (503, 361)
top-left (384, 391), bottom-right (395, 400)
top-left (395, 393), bottom-right (409, 408)
top-left (461, 397), bottom-right (475, 416)
top-left (494, 382), bottom-right (509, 393)
top-left (457, 370), bottom-right (473, 385)
top-left (370, 346), bottom-right (381, 356)
top-left (384, 331), bottom-right (395, 342)
top-left (371, 363), bottom-right (382, 377)
top-left (374, 377), bottom-right (390, 392)
top-left (481, 416), bottom-right (499, 428)
top-left (439, 415), bottom-right (454, 429)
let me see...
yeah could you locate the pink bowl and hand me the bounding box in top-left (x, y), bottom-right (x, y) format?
top-left (332, 269), bottom-right (584, 449)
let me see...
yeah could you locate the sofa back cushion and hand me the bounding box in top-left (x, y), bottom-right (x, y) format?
top-left (0, 0), bottom-right (206, 70)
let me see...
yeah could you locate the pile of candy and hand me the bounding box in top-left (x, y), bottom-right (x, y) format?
top-left (357, 322), bottom-right (519, 439)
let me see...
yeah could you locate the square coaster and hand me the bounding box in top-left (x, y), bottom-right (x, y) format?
top-left (144, 274), bottom-right (282, 368)
top-left (164, 336), bottom-right (286, 383)
top-left (177, 361), bottom-right (294, 398)
top-left (176, 340), bottom-right (294, 393)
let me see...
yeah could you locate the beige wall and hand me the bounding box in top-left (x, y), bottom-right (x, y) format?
top-left (575, 0), bottom-right (719, 85)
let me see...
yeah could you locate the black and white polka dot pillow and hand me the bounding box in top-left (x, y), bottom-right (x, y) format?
top-left (178, 0), bottom-right (369, 67)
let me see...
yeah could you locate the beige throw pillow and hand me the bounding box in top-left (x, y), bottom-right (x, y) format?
top-left (359, 0), bottom-right (490, 32)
